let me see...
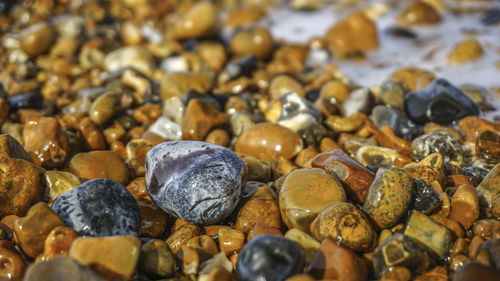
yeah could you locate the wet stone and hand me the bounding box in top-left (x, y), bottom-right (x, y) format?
top-left (138, 239), bottom-right (176, 279)
top-left (160, 72), bottom-right (212, 102)
top-left (89, 91), bottom-right (121, 125)
top-left (236, 234), bottom-right (303, 281)
top-left (52, 178), bottom-right (141, 237)
top-left (397, 0), bottom-right (442, 26)
top-left (377, 81), bottom-right (409, 111)
top-left (19, 22), bottom-right (55, 57)
top-left (0, 240), bottom-right (26, 281)
top-left (476, 130), bottom-right (500, 159)
top-left (412, 130), bottom-right (464, 170)
top-left (235, 184), bottom-right (281, 233)
top-left (230, 26), bottom-right (274, 60)
top-left (341, 88), bottom-right (376, 117)
top-left (362, 167), bottom-right (413, 229)
top-left (279, 168), bottom-right (346, 232)
top-left (311, 202), bottom-right (377, 252)
top-left (68, 151), bottom-right (129, 186)
top-left (23, 257), bottom-right (105, 281)
top-left (475, 162), bottom-right (500, 208)
top-left (37, 226), bottom-right (78, 262)
top-left (145, 141), bottom-right (244, 225)
top-left (284, 229), bottom-right (320, 267)
top-left (410, 178), bottom-right (441, 215)
top-left (181, 99), bottom-right (229, 141)
top-left (371, 105), bottom-right (421, 141)
top-left (147, 116), bottom-right (182, 141)
top-left (452, 261), bottom-right (500, 281)
top-left (104, 46), bottom-right (154, 78)
top-left (273, 92), bottom-right (320, 133)
top-left (136, 198), bottom-right (168, 238)
top-left (404, 78), bottom-right (480, 126)
top-left (449, 184), bottom-right (480, 230)
top-left (474, 238), bottom-right (500, 271)
top-left (6, 91), bottom-right (44, 111)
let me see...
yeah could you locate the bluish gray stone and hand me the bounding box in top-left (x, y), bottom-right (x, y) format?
top-left (52, 178), bottom-right (141, 237)
top-left (145, 141), bottom-right (245, 225)
top-left (277, 91), bottom-right (320, 133)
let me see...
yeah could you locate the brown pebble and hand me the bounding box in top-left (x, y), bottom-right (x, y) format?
top-left (78, 117), bottom-right (106, 151)
top-left (397, 0), bottom-right (442, 26)
top-left (379, 266), bottom-right (412, 281)
top-left (166, 223), bottom-right (201, 254)
top-left (389, 67), bottom-right (435, 91)
top-left (125, 139), bottom-right (154, 178)
top-left (469, 235), bottom-right (484, 258)
top-left (449, 184), bottom-right (480, 230)
top-left (172, 1), bottom-right (217, 40)
top-left (247, 223), bottom-right (282, 241)
top-left (137, 198), bottom-right (168, 238)
top-left (235, 184), bottom-right (281, 233)
top-left (219, 228), bottom-right (245, 255)
top-left (182, 99), bottom-right (229, 141)
top-left (20, 22), bottom-right (55, 57)
top-left (205, 129), bottom-right (230, 147)
top-left (0, 99), bottom-right (8, 126)
top-left (68, 150), bottom-right (129, 186)
top-left (186, 235), bottom-right (218, 258)
top-left (230, 26), bottom-right (274, 60)
top-left (37, 226), bottom-right (78, 262)
top-left (0, 240), bottom-right (26, 281)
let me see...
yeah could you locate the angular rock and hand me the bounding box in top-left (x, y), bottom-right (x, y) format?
top-left (182, 99), bottom-right (229, 141)
top-left (449, 184), bottom-right (480, 230)
top-left (138, 239), bottom-right (176, 279)
top-left (477, 162), bottom-right (500, 208)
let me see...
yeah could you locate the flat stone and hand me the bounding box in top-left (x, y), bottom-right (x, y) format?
top-left (145, 141), bottom-right (244, 224)
top-left (52, 178), bottom-right (141, 236)
top-left (68, 151), bottom-right (129, 186)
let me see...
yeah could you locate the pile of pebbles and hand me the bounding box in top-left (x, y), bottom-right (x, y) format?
top-left (0, 0), bottom-right (499, 281)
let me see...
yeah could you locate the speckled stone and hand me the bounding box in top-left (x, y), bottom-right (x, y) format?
top-left (52, 178), bottom-right (141, 237)
top-left (145, 141), bottom-right (245, 225)
top-left (412, 130), bottom-right (464, 170)
top-left (477, 162), bottom-right (500, 208)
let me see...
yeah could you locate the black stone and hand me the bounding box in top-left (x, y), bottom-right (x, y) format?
top-left (404, 78), bottom-right (480, 125)
top-left (52, 178), bottom-right (141, 237)
top-left (236, 234), bottom-right (303, 281)
top-left (371, 105), bottom-right (422, 141)
top-left (460, 166), bottom-right (489, 186)
top-left (410, 178), bottom-right (440, 215)
top-left (6, 91), bottom-right (43, 110)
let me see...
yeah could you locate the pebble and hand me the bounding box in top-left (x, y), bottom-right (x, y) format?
top-left (317, 80), bottom-right (350, 116)
top-left (307, 238), bottom-right (368, 281)
top-left (375, 126), bottom-right (413, 156)
top-left (19, 22), bottom-right (55, 57)
top-left (0, 240), bottom-right (26, 281)
top-left (125, 139), bottom-right (154, 178)
top-left (136, 198), bottom-right (167, 238)
top-left (325, 112), bottom-right (367, 133)
top-left (89, 91), bottom-right (121, 125)
top-left (160, 72), bottom-right (212, 102)
top-left (186, 235), bottom-right (218, 258)
top-left (69, 236), bottom-right (141, 281)
top-left (172, 1), bottom-right (217, 39)
top-left (313, 149), bottom-right (375, 204)
top-left (37, 226), bottom-right (78, 262)
top-left (325, 11), bottom-right (378, 57)
top-left (341, 88), bottom-right (375, 117)
top-left (453, 261), bottom-right (500, 281)
top-left (22, 116), bottom-right (70, 168)
top-left (279, 168), bottom-right (346, 232)
top-left (205, 129), bottom-right (230, 147)
top-left (235, 184), bottom-right (281, 233)
top-left (474, 238), bottom-right (500, 271)
top-left (145, 141), bottom-right (244, 224)
top-left (449, 184), bottom-right (480, 230)
top-left (475, 162), bottom-right (500, 208)
top-left (138, 239), bottom-right (176, 279)
top-left (448, 39), bottom-right (484, 63)
top-left (476, 130), bottom-right (500, 159)
top-left (6, 91), bottom-right (44, 111)
top-left (412, 130), bottom-right (464, 170)
top-left (371, 105), bottom-right (421, 141)
top-left (52, 178), bottom-right (141, 236)
top-left (270, 92), bottom-right (320, 133)
top-left (23, 257), bottom-right (105, 281)
top-left (147, 116), bottom-right (182, 141)
top-left (166, 223), bottom-right (201, 254)
top-left (236, 234), bottom-right (303, 281)
top-left (230, 26), bottom-right (274, 60)
top-left (235, 122), bottom-right (303, 161)
top-left (68, 151), bottom-right (129, 186)
top-left (362, 167), bottom-right (413, 229)
top-left (404, 165), bottom-right (446, 187)
top-left (377, 81), bottom-right (409, 111)
top-left (284, 229), bottom-right (320, 267)
top-left (0, 134), bottom-right (45, 217)
top-left (104, 46), bottom-right (154, 78)
top-left (13, 202), bottom-right (65, 258)
top-left (411, 178), bottom-right (441, 215)
top-left (404, 210), bottom-right (453, 259)
top-left (219, 228), bottom-right (246, 255)
top-left (355, 145), bottom-right (402, 167)
top-left (310, 202), bottom-right (377, 252)
top-left (404, 78), bottom-right (480, 126)
top-left (79, 117), bottom-right (106, 150)
top-left (389, 67), bottom-right (436, 91)
top-left (397, 0), bottom-right (442, 25)
top-left (182, 99), bottom-right (229, 141)
top-left (268, 75), bottom-right (305, 101)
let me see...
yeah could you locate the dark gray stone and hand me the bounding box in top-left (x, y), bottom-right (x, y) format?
top-left (52, 178), bottom-right (141, 237)
top-left (371, 105), bottom-right (421, 141)
top-left (145, 141), bottom-right (245, 225)
top-left (411, 178), bottom-right (440, 215)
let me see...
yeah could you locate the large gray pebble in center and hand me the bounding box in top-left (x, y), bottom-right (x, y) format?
top-left (145, 141), bottom-right (245, 225)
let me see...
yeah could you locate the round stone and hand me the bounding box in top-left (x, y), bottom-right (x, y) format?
top-left (51, 178), bottom-right (141, 237)
top-left (145, 141), bottom-right (245, 225)
top-left (236, 234), bottom-right (303, 281)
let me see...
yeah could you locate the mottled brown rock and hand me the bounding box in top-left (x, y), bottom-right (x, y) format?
top-left (247, 223), bottom-right (282, 241)
top-left (243, 156), bottom-right (272, 182)
top-left (125, 139), bottom-right (154, 178)
top-left (375, 126), bottom-right (413, 156)
top-left (379, 266), bottom-right (412, 281)
top-left (318, 81), bottom-right (350, 116)
top-left (325, 11), bottom-right (378, 57)
top-left (280, 169), bottom-right (346, 232)
top-left (307, 238), bottom-right (368, 281)
top-left (0, 135), bottom-right (45, 217)
top-left (37, 226), bottom-right (78, 262)
top-left (166, 223), bottom-right (201, 254)
top-left (68, 151), bottom-right (129, 186)
top-left (79, 117), bottom-right (106, 151)
top-left (235, 122), bottom-right (303, 161)
top-left (235, 184), bottom-right (281, 233)
top-left (362, 167), bottom-right (413, 229)
top-left (160, 72), bottom-right (212, 101)
top-left (458, 116), bottom-right (500, 140)
top-left (14, 202), bottom-right (65, 258)
top-left (311, 202), bottom-right (376, 252)
top-left (69, 236), bottom-right (141, 281)
top-left (133, 104), bottom-right (162, 126)
top-left (295, 146), bottom-right (318, 168)
top-left (0, 240), bottom-right (26, 281)
top-left (23, 116), bottom-right (70, 168)
top-left (230, 26), bottom-right (274, 60)
top-left (430, 214), bottom-right (465, 239)
top-left (138, 239), bottom-right (176, 279)
top-left (182, 99), bottom-right (229, 141)
top-left (389, 67), bottom-right (436, 91)
top-left (449, 184), bottom-right (480, 230)
top-left (404, 165), bottom-right (446, 187)
top-left (20, 22), bottom-right (55, 57)
top-left (176, 244), bottom-right (200, 275)
top-left (318, 151), bottom-right (374, 203)
top-left (198, 41), bottom-right (227, 72)
top-left (397, 1), bottom-right (442, 26)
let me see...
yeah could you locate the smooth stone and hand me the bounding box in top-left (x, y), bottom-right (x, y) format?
top-left (414, 266), bottom-right (448, 281)
top-left (230, 113), bottom-right (256, 136)
top-left (235, 122), bottom-right (303, 161)
top-left (397, 0), bottom-right (442, 25)
top-left (268, 75), bottom-right (305, 101)
top-left (199, 267), bottom-right (235, 281)
top-left (477, 163), bottom-right (500, 208)
top-left (474, 238), bottom-right (500, 271)
top-left (68, 151), bottom-right (129, 186)
top-left (371, 105), bottom-right (421, 141)
top-left (160, 72), bottom-right (212, 102)
top-left (355, 145), bottom-right (401, 167)
top-left (125, 139), bottom-right (154, 178)
top-left (104, 46), bottom-right (154, 77)
top-left (230, 26), bottom-right (274, 60)
top-left (89, 91), bottom-right (121, 125)
top-left (166, 223), bottom-right (201, 255)
top-left (373, 233), bottom-right (432, 278)
top-left (476, 130), bottom-right (500, 159)
top-left (341, 88), bottom-right (375, 117)
top-left (37, 226), bottom-right (78, 262)
top-left (136, 198), bottom-right (167, 238)
top-left (0, 135), bottom-right (45, 217)
top-left (138, 240), bottom-right (176, 279)
top-left (375, 126), bottom-right (413, 156)
top-left (412, 130), bottom-right (464, 169)
top-left (271, 92), bottom-right (320, 133)
top-left (0, 241), bottom-right (26, 281)
top-left (14, 202), bottom-right (65, 258)
top-left (205, 129), bottom-right (230, 147)
top-left (325, 113), bottom-right (366, 134)
top-left (311, 202), bottom-right (377, 252)
top-left (362, 167), bottom-right (413, 229)
top-left (6, 91), bottom-right (43, 111)
top-left (410, 178), bottom-right (441, 215)
top-left (145, 141), bottom-right (244, 225)
top-left (162, 97), bottom-right (185, 124)
top-left (20, 22), bottom-right (55, 57)
top-left (317, 80), bottom-right (350, 116)
top-left (182, 99), bottom-right (228, 141)
top-left (52, 178), bottom-right (141, 236)
top-left (172, 1), bottom-right (217, 39)
top-left (69, 236), bottom-right (141, 281)
top-left (235, 184), bottom-right (281, 233)
top-left (458, 116), bottom-right (500, 140)
top-left (79, 117), bottom-right (106, 150)
top-left (325, 11), bottom-right (378, 57)
top-left (219, 228), bottom-right (245, 255)
top-left (313, 149), bottom-right (375, 204)
top-left (285, 273), bottom-right (316, 281)
top-left (404, 210), bottom-right (453, 260)
top-left (307, 238), bottom-right (368, 281)
top-left (23, 257), bottom-right (105, 281)
top-left (389, 67), bottom-right (436, 91)
top-left (236, 234), bottom-right (303, 281)
top-left (449, 184), bottom-right (480, 230)
top-left (448, 39), bottom-right (484, 63)
top-left (186, 235), bottom-right (218, 258)
top-left (22, 116), bottom-right (70, 168)
top-left (147, 116), bottom-right (182, 141)
top-left (404, 78), bottom-right (479, 126)
top-left (284, 229), bottom-right (320, 267)
top-left (377, 81), bottom-right (409, 111)
top-left (279, 168), bottom-right (346, 232)
top-left (453, 261), bottom-right (500, 281)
